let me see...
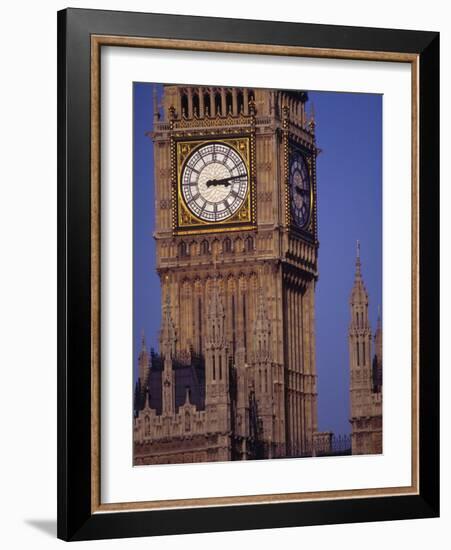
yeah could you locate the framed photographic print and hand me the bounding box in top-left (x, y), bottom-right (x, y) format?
top-left (57, 8), bottom-right (439, 541)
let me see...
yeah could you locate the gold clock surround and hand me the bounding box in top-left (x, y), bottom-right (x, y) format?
top-left (173, 135), bottom-right (256, 235)
top-left (284, 132), bottom-right (317, 238)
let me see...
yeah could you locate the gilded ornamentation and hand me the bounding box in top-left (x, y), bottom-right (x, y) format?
top-left (174, 135), bottom-right (256, 234)
top-left (135, 86), bottom-right (324, 466)
top-left (174, 114), bottom-right (251, 129)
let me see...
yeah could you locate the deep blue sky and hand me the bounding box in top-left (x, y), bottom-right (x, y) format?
top-left (133, 83), bottom-right (382, 437)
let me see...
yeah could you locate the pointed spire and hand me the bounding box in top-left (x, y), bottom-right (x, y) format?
top-left (144, 386), bottom-right (150, 409)
top-left (160, 283), bottom-right (177, 357)
top-left (138, 329), bottom-right (150, 399)
top-left (184, 386), bottom-right (191, 405)
top-left (253, 280), bottom-right (271, 361)
top-left (206, 274), bottom-right (225, 348)
top-left (350, 240), bottom-right (369, 307)
top-left (355, 240), bottom-right (362, 280)
top-left (308, 101), bottom-right (316, 131)
top-left (140, 329), bottom-right (147, 352)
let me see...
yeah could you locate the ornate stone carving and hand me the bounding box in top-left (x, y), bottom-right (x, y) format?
top-left (135, 85), bottom-right (322, 466)
top-left (159, 198), bottom-right (171, 210)
top-left (159, 167), bottom-right (172, 178)
top-left (257, 161), bottom-right (272, 172)
top-left (257, 191), bottom-right (272, 202)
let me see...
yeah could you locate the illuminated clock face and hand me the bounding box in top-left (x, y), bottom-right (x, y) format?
top-left (181, 142), bottom-right (249, 222)
top-left (289, 152), bottom-right (311, 228)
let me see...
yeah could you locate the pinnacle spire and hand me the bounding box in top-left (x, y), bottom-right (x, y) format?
top-left (206, 274), bottom-right (225, 347)
top-left (184, 386), bottom-right (191, 405)
top-left (253, 281), bottom-right (271, 360)
top-left (350, 240), bottom-right (368, 306)
top-left (355, 240), bottom-right (362, 280)
top-left (141, 329), bottom-right (147, 351)
top-left (309, 101), bottom-right (316, 131)
top-left (160, 284), bottom-right (176, 357)
top-left (310, 101), bottom-right (315, 120)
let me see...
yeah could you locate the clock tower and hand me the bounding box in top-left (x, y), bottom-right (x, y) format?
top-left (134, 85), bottom-right (320, 464)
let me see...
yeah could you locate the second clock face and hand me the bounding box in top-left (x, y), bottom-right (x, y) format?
top-left (289, 152), bottom-right (311, 228)
top-left (181, 142), bottom-right (249, 223)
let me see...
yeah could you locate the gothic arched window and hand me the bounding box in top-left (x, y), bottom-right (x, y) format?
top-left (181, 93), bottom-right (188, 117)
top-left (215, 92), bottom-right (222, 116)
top-left (184, 410), bottom-right (191, 432)
top-left (356, 341), bottom-right (360, 366)
top-left (200, 240), bottom-right (209, 255)
top-left (245, 236), bottom-right (254, 252)
top-left (226, 91), bottom-right (233, 115)
top-left (192, 92), bottom-right (199, 116)
top-left (237, 90), bottom-right (244, 114)
top-left (203, 92), bottom-right (210, 115)
top-left (178, 241), bottom-right (188, 257)
top-left (223, 237), bottom-right (232, 253)
top-left (144, 415), bottom-right (150, 437)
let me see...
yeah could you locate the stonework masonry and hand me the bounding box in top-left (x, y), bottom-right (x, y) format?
top-left (134, 86), bottom-right (322, 465)
top-left (133, 85), bottom-right (380, 465)
top-left (349, 243), bottom-right (383, 455)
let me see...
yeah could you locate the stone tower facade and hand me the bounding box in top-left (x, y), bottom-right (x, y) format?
top-left (134, 85), bottom-right (321, 465)
top-left (349, 243), bottom-right (383, 455)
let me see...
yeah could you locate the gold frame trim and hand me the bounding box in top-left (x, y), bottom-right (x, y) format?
top-left (287, 144), bottom-right (315, 233)
top-left (90, 34), bottom-right (419, 515)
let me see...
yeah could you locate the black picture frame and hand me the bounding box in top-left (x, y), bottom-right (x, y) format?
top-left (57, 7), bottom-right (439, 541)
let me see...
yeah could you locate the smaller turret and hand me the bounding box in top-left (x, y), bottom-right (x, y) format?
top-left (349, 241), bottom-right (382, 455)
top-left (159, 287), bottom-right (176, 416)
top-left (138, 331), bottom-right (150, 406)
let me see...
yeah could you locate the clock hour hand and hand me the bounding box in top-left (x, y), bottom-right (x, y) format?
top-left (206, 175), bottom-right (244, 187)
